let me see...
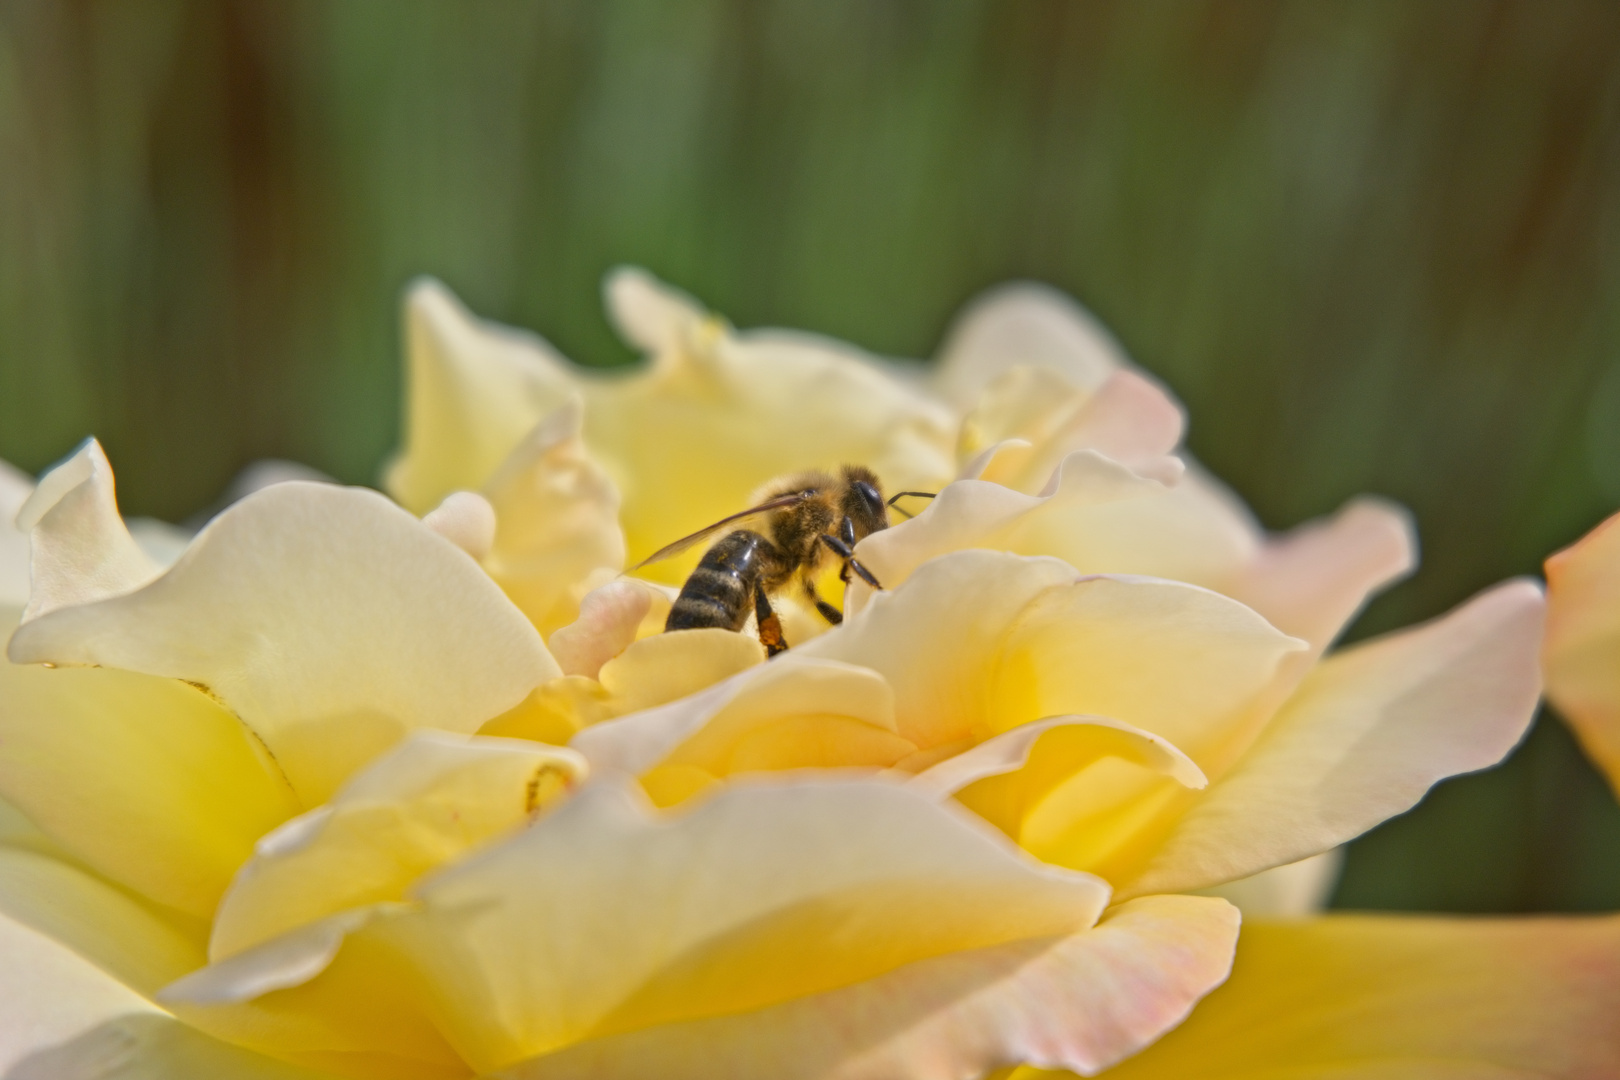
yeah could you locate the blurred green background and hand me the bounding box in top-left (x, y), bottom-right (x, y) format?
top-left (2, 0), bottom-right (1618, 912)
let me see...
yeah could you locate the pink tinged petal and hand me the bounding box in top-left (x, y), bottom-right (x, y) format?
top-left (209, 731), bottom-right (587, 960)
top-left (1057, 369), bottom-right (1186, 468)
top-left (420, 490), bottom-right (497, 560)
top-left (909, 716), bottom-right (1206, 798)
top-left (934, 283), bottom-right (1127, 408)
top-left (1232, 496), bottom-right (1417, 658)
top-left (9, 481), bottom-right (559, 805)
top-left (15, 439), bottom-right (160, 620)
top-left (1094, 913), bottom-right (1620, 1080)
top-left (480, 399), bottom-right (628, 636)
top-left (495, 896), bottom-right (1239, 1080)
top-left (384, 277), bottom-right (580, 515)
top-left (1122, 579), bottom-right (1545, 900)
top-left (1545, 509), bottom-right (1620, 795)
top-left (548, 580), bottom-right (655, 678)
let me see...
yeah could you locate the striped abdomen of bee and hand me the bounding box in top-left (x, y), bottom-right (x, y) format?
top-left (664, 529), bottom-right (791, 654)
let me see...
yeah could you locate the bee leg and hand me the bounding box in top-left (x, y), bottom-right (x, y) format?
top-left (819, 534), bottom-right (883, 590)
top-left (804, 578), bottom-right (843, 626)
top-left (754, 584), bottom-right (788, 657)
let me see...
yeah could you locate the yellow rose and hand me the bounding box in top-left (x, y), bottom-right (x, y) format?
top-left (1545, 509), bottom-right (1620, 794)
top-left (372, 271), bottom-right (1618, 1077)
top-left (0, 442), bottom-right (1242, 1077)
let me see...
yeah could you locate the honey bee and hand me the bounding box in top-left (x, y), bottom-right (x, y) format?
top-left (634, 466), bottom-right (935, 656)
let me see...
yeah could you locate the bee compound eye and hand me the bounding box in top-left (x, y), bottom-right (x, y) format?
top-left (853, 481), bottom-right (883, 515)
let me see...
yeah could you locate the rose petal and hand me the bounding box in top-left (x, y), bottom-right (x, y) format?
top-left (0, 847), bottom-right (205, 996)
top-left (165, 778), bottom-right (1111, 1075)
top-left (496, 896), bottom-right (1238, 1080)
top-left (1194, 849), bottom-right (1344, 918)
top-left (548, 579), bottom-right (656, 679)
top-left (480, 399), bottom-right (626, 635)
top-left (1229, 496), bottom-right (1416, 658)
top-left (0, 618), bottom-right (300, 917)
top-left (9, 480), bottom-right (558, 804)
top-left (1545, 510), bottom-right (1620, 794)
top-left (15, 439), bottom-right (160, 620)
top-left (9, 1012), bottom-right (344, 1080)
top-left (934, 283), bottom-right (1127, 408)
top-left (1122, 579), bottom-right (1544, 899)
top-left (0, 910), bottom-right (162, 1075)
top-left (1087, 913), bottom-right (1620, 1080)
top-left (384, 277), bottom-right (579, 515)
top-left (909, 715), bottom-right (1205, 797)
top-left (420, 490), bottom-right (497, 560)
top-left (210, 731), bottom-right (586, 960)
top-left (0, 457), bottom-right (32, 607)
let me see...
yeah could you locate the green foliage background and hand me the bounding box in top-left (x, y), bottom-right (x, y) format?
top-left (2, 0), bottom-right (1618, 911)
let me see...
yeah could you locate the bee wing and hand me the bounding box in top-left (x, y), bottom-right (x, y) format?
top-left (631, 492), bottom-right (812, 569)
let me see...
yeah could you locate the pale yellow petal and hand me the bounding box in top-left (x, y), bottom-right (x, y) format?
top-left (0, 847), bottom-right (205, 996)
top-left (1195, 849), bottom-right (1344, 918)
top-left (10, 1012), bottom-right (345, 1080)
top-left (2, 457), bottom-right (35, 607)
top-left (10, 481), bottom-right (558, 805)
top-left (603, 266), bottom-right (708, 356)
top-left (909, 715), bottom-right (1205, 797)
top-left (1088, 913), bottom-right (1620, 1080)
top-left (934, 282), bottom-right (1125, 408)
top-left (496, 896), bottom-right (1238, 1080)
top-left (210, 732), bottom-right (586, 960)
top-left (0, 909), bottom-right (161, 1075)
top-left (167, 778), bottom-right (1111, 1074)
top-left (1545, 509), bottom-right (1620, 794)
top-left (480, 400), bottom-right (626, 636)
top-left (0, 631), bottom-right (300, 918)
top-left (591, 270), bottom-right (955, 581)
top-left (16, 439), bottom-right (160, 620)
top-left (385, 278), bottom-right (581, 514)
top-left (420, 490), bottom-right (497, 560)
top-left (1123, 579), bottom-right (1544, 900)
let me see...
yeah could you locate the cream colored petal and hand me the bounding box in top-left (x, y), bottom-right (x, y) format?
top-left (496, 896), bottom-right (1238, 1080)
top-left (0, 457), bottom-right (32, 607)
top-left (480, 400), bottom-right (626, 636)
top-left (1231, 496), bottom-right (1416, 657)
top-left (16, 439), bottom-right (160, 620)
top-left (0, 625), bottom-right (300, 918)
top-left (0, 847), bottom-right (205, 996)
top-left (959, 369), bottom-right (1185, 496)
top-left (9, 1012), bottom-right (344, 1080)
top-left (1545, 510), bottom-right (1620, 794)
top-left (908, 715), bottom-right (1206, 797)
top-left (9, 481), bottom-right (558, 805)
top-left (1089, 913), bottom-right (1620, 1080)
top-left (210, 731), bottom-right (585, 960)
top-left (1194, 848), bottom-right (1344, 918)
top-left (385, 278), bottom-right (581, 515)
top-left (587, 271), bottom-right (955, 581)
top-left (172, 778), bottom-right (1111, 1073)
top-left (0, 910), bottom-right (161, 1075)
top-left (603, 266), bottom-right (708, 357)
top-left (548, 579), bottom-right (656, 678)
top-left (934, 283), bottom-right (1126, 408)
top-left (851, 452), bottom-right (1260, 620)
top-left (1123, 579), bottom-right (1545, 900)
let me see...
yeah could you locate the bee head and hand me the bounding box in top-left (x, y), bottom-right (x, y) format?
top-left (840, 465), bottom-right (889, 538)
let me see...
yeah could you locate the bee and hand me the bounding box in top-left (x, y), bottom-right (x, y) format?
top-left (634, 466), bottom-right (935, 656)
